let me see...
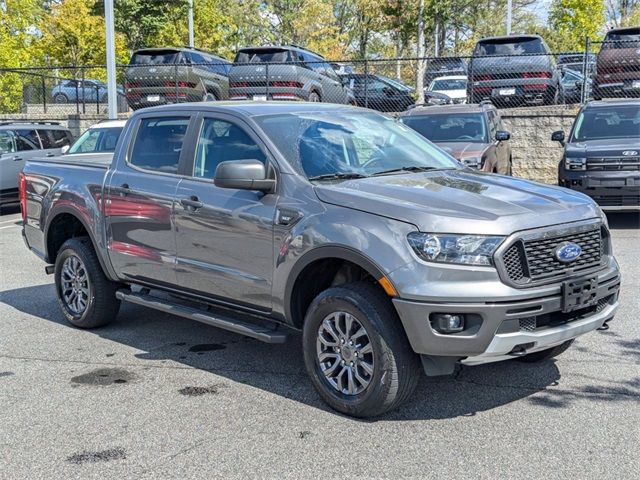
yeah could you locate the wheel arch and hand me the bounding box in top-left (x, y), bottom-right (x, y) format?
top-left (284, 246), bottom-right (393, 328)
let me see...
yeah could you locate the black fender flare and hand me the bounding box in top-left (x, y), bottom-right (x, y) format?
top-left (283, 245), bottom-right (392, 325)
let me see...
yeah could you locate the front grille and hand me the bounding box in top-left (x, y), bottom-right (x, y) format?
top-left (500, 224), bottom-right (604, 286)
top-left (519, 316), bottom-right (537, 331)
top-left (587, 156), bottom-right (640, 171)
top-left (593, 195), bottom-right (640, 207)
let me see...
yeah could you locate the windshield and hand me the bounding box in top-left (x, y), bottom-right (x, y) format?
top-left (401, 113), bottom-right (488, 143)
top-left (254, 111), bottom-right (459, 179)
top-left (68, 127), bottom-right (123, 154)
top-left (130, 50), bottom-right (182, 65)
top-left (603, 29), bottom-right (640, 48)
top-left (475, 37), bottom-right (546, 55)
top-left (380, 76), bottom-right (413, 91)
top-left (572, 105), bottom-right (640, 142)
top-left (430, 79), bottom-right (467, 90)
top-left (234, 49), bottom-right (291, 63)
top-left (427, 59), bottom-right (464, 71)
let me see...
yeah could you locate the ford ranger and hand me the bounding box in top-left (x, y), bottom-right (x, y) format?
top-left (20, 102), bottom-right (621, 417)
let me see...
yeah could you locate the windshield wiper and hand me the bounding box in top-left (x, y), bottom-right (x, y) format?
top-left (308, 172), bottom-right (369, 181)
top-left (372, 166), bottom-right (439, 176)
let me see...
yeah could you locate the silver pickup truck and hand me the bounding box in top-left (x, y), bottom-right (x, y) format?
top-left (20, 102), bottom-right (621, 417)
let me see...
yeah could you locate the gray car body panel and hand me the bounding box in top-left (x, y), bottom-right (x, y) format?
top-left (21, 102), bottom-right (620, 370)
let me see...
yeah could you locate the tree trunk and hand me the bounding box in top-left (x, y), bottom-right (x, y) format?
top-left (416, 0), bottom-right (426, 104)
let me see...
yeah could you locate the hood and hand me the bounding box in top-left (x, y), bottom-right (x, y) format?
top-left (566, 139), bottom-right (640, 157)
top-left (430, 89), bottom-right (466, 99)
top-left (435, 142), bottom-right (488, 160)
top-left (314, 169), bottom-right (600, 235)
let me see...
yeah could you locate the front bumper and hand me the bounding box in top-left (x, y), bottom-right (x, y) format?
top-left (392, 262), bottom-right (620, 365)
top-left (559, 169), bottom-right (640, 210)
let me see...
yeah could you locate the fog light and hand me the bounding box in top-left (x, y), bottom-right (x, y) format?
top-left (430, 313), bottom-right (465, 334)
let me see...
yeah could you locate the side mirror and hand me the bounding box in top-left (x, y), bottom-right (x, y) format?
top-left (61, 145), bottom-right (70, 154)
top-left (551, 130), bottom-right (565, 145)
top-left (214, 159), bottom-right (275, 193)
top-left (495, 130), bottom-right (510, 142)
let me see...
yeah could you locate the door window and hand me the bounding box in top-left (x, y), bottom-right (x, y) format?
top-left (0, 131), bottom-right (16, 154)
top-left (38, 129), bottom-right (70, 149)
top-left (193, 118), bottom-right (266, 179)
top-left (129, 117), bottom-right (190, 174)
top-left (14, 130), bottom-right (40, 151)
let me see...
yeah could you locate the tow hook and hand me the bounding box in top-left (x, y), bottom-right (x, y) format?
top-left (44, 265), bottom-right (55, 275)
top-left (597, 322), bottom-right (610, 331)
top-left (507, 342), bottom-right (535, 356)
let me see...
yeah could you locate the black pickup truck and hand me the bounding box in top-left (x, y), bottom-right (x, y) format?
top-left (20, 102), bottom-right (620, 417)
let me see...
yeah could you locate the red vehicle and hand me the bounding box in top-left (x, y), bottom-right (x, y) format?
top-left (593, 26), bottom-right (640, 99)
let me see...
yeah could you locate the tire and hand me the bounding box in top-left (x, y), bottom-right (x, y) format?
top-left (54, 237), bottom-right (120, 328)
top-left (308, 91), bottom-right (321, 102)
top-left (202, 91), bottom-right (217, 102)
top-left (302, 281), bottom-right (421, 418)
top-left (516, 340), bottom-right (574, 363)
top-left (53, 93), bottom-right (68, 103)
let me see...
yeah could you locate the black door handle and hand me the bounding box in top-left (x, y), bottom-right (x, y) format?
top-left (119, 183), bottom-right (130, 195)
top-left (181, 196), bottom-right (203, 211)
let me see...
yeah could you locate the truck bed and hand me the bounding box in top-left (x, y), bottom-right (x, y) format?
top-left (30, 152), bottom-right (113, 169)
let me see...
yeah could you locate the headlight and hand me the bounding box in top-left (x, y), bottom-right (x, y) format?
top-left (462, 156), bottom-right (482, 169)
top-left (565, 157), bottom-right (586, 170)
top-left (407, 232), bottom-right (504, 266)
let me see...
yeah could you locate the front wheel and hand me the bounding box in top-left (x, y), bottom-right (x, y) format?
top-left (302, 281), bottom-right (420, 418)
top-left (517, 340), bottom-right (574, 363)
top-left (308, 91), bottom-right (321, 102)
top-left (54, 237), bottom-right (120, 328)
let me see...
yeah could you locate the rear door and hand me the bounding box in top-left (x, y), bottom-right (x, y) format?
top-left (173, 113), bottom-right (277, 311)
top-left (104, 113), bottom-right (195, 286)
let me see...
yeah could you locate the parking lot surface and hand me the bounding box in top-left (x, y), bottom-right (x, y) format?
top-left (0, 207), bottom-right (638, 479)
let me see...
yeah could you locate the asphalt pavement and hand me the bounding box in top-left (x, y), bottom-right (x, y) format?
top-left (1, 206), bottom-right (639, 479)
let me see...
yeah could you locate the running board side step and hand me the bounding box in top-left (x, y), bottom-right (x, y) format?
top-left (115, 290), bottom-right (288, 344)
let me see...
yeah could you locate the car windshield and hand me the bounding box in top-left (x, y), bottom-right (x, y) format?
top-left (254, 111), bottom-right (460, 179)
top-left (603, 29), bottom-right (640, 48)
top-left (475, 37), bottom-right (546, 55)
top-left (234, 49), bottom-right (291, 63)
top-left (401, 113), bottom-right (488, 143)
top-left (68, 127), bottom-right (123, 154)
top-left (130, 50), bottom-right (182, 65)
top-left (379, 76), bottom-right (413, 92)
top-left (572, 105), bottom-right (640, 142)
top-left (430, 79), bottom-right (467, 90)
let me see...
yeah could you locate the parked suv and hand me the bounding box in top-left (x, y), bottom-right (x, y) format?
top-left (469, 35), bottom-right (562, 107)
top-left (424, 57), bottom-right (467, 85)
top-left (593, 26), bottom-right (640, 100)
top-left (399, 102), bottom-right (512, 174)
top-left (0, 122), bottom-right (72, 207)
top-left (124, 47), bottom-right (231, 110)
top-left (228, 45), bottom-right (353, 104)
top-left (555, 99), bottom-right (640, 210)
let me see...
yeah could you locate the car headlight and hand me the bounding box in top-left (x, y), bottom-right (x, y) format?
top-left (407, 232), bottom-right (504, 266)
top-left (462, 156), bottom-right (482, 169)
top-left (565, 157), bottom-right (586, 170)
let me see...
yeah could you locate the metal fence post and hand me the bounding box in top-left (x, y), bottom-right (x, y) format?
top-left (175, 64), bottom-right (179, 103)
top-left (42, 76), bottom-right (47, 113)
top-left (265, 62), bottom-right (269, 99)
top-left (81, 68), bottom-right (86, 114)
top-left (468, 56), bottom-right (474, 104)
top-left (364, 59), bottom-right (369, 108)
top-left (581, 37), bottom-right (590, 105)
top-left (75, 74), bottom-right (80, 114)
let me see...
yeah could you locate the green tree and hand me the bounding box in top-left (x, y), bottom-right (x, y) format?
top-left (549, 0), bottom-right (606, 51)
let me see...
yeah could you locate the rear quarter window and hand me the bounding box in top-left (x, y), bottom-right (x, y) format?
top-left (130, 50), bottom-right (183, 65)
top-left (475, 38), bottom-right (547, 55)
top-left (129, 117), bottom-right (190, 174)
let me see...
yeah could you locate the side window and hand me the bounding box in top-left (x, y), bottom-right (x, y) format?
top-left (15, 129), bottom-right (40, 151)
top-left (209, 62), bottom-right (230, 76)
top-left (321, 62), bottom-right (339, 81)
top-left (49, 129), bottom-right (72, 148)
top-left (0, 131), bottom-right (16, 154)
top-left (129, 117), bottom-right (190, 174)
top-left (37, 130), bottom-right (55, 149)
top-left (189, 52), bottom-right (205, 64)
top-left (193, 118), bottom-right (266, 179)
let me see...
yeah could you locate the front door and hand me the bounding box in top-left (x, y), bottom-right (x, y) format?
top-left (104, 114), bottom-right (193, 286)
top-left (0, 129), bottom-right (41, 200)
top-left (174, 114), bottom-right (277, 311)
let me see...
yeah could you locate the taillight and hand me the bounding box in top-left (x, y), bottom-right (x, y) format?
top-left (475, 74), bottom-right (493, 81)
top-left (523, 71), bottom-right (551, 78)
top-left (124, 81), bottom-right (140, 90)
top-left (230, 82), bottom-right (248, 88)
top-left (270, 81), bottom-right (303, 88)
top-left (18, 172), bottom-right (27, 222)
top-left (164, 81), bottom-right (195, 88)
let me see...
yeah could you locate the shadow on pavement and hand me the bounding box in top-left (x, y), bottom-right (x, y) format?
top-left (606, 211), bottom-right (640, 230)
top-left (3, 283), bottom-right (636, 421)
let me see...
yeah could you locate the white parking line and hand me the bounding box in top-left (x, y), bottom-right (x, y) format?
top-left (0, 224), bottom-right (20, 230)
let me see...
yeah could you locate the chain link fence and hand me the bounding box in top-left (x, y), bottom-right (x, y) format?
top-left (2, 45), bottom-right (639, 117)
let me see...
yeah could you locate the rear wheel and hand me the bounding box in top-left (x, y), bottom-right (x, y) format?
top-left (54, 237), bottom-right (120, 328)
top-left (202, 91), bottom-right (217, 102)
top-left (302, 281), bottom-right (420, 418)
top-left (517, 340), bottom-right (574, 363)
top-left (53, 93), bottom-right (68, 103)
top-left (308, 91), bottom-right (321, 102)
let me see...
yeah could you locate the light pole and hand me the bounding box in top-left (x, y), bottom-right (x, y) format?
top-left (506, 0), bottom-right (512, 35)
top-left (105, 0), bottom-right (117, 119)
top-left (188, 0), bottom-right (194, 48)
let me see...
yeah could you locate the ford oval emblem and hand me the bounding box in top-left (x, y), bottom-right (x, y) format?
top-left (555, 242), bottom-right (582, 263)
top-left (622, 150), bottom-right (638, 156)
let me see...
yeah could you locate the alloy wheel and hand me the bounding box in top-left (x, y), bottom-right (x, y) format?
top-left (60, 255), bottom-right (90, 315)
